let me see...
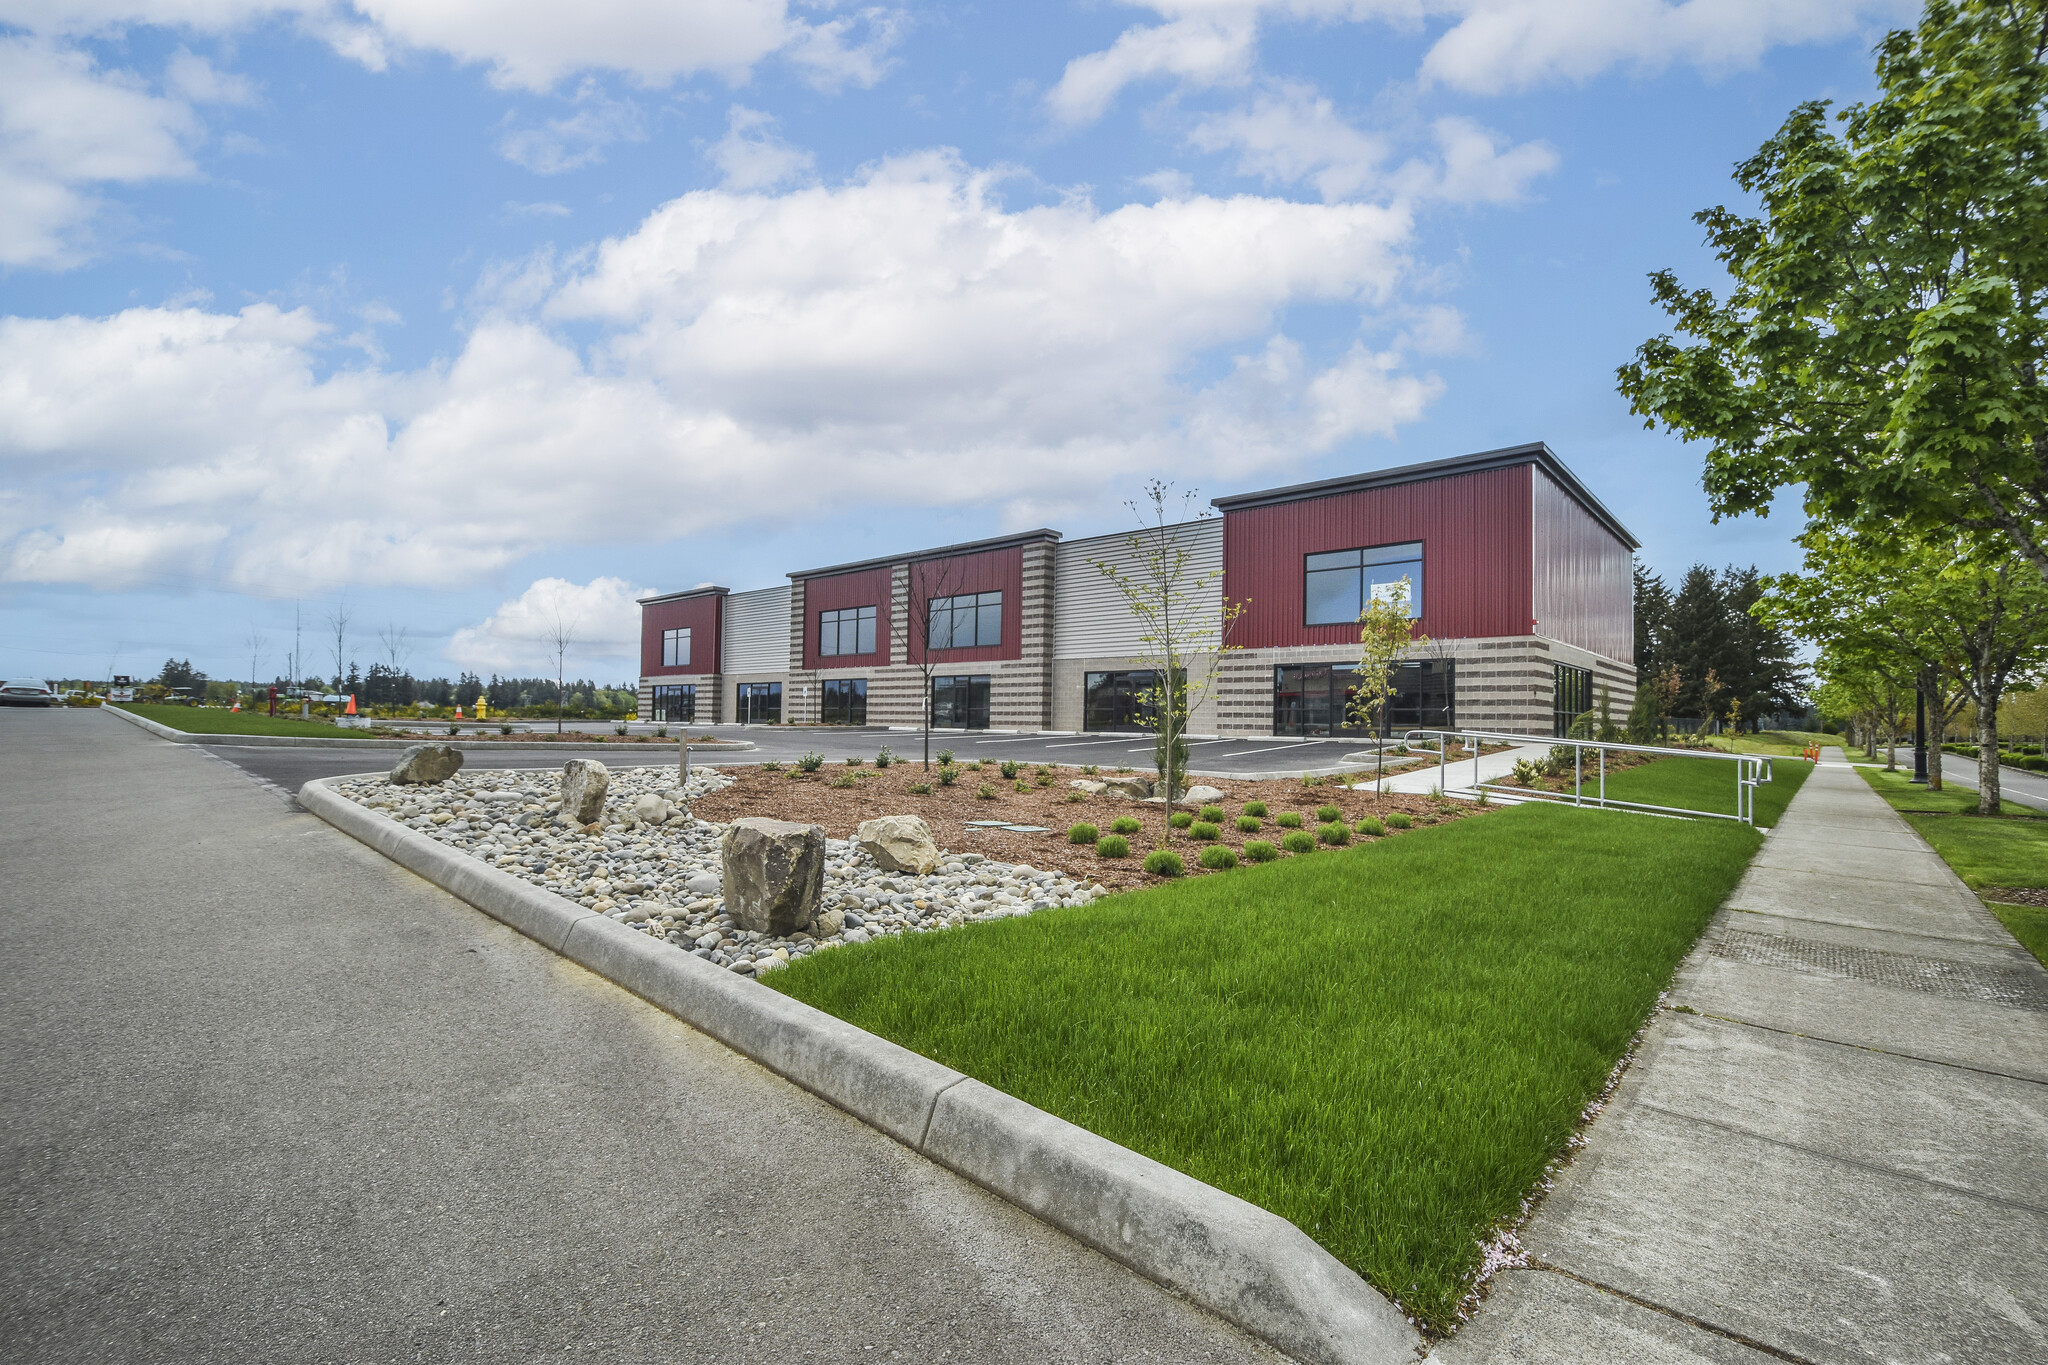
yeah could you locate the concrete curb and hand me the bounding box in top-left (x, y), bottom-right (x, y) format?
top-left (101, 704), bottom-right (754, 753)
top-left (297, 774), bottom-right (1420, 1365)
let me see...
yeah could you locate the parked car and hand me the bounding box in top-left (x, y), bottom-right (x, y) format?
top-left (0, 681), bottom-right (60, 706)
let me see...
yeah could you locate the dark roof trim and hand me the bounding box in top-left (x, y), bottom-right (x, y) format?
top-left (1209, 442), bottom-right (1640, 550)
top-left (789, 528), bottom-right (1061, 581)
top-left (636, 585), bottom-right (728, 607)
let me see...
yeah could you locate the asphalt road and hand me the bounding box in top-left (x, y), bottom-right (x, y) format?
top-left (1935, 755), bottom-right (2048, 813)
top-left (1, 706), bottom-right (1280, 1364)
top-left (202, 722), bottom-right (1377, 794)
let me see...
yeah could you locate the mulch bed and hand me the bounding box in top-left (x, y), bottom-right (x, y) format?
top-left (1983, 886), bottom-right (2048, 908)
top-left (691, 760), bottom-right (1495, 890)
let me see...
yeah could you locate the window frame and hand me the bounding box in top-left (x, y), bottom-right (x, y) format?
top-left (650, 683), bottom-right (695, 724)
top-left (818, 604), bottom-right (878, 658)
top-left (660, 626), bottom-right (692, 669)
top-left (1300, 542), bottom-right (1424, 628)
top-left (926, 591), bottom-right (1003, 651)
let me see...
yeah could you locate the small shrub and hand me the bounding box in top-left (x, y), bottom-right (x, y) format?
top-left (1275, 811), bottom-right (1304, 828)
top-left (1387, 811), bottom-right (1413, 829)
top-left (1243, 840), bottom-right (1279, 863)
top-left (1114, 765), bottom-right (1133, 773)
top-left (831, 773), bottom-right (857, 789)
top-left (907, 782), bottom-right (932, 795)
top-left (1198, 844), bottom-right (1238, 870)
top-left (1014, 779), bottom-right (1031, 793)
top-left (615, 723), bottom-right (628, 736)
top-left (1110, 815), bottom-right (1142, 835)
top-left (500, 723), bottom-right (514, 735)
top-left (874, 747), bottom-right (894, 769)
top-left (845, 755), bottom-right (864, 767)
top-left (965, 759), bottom-right (983, 771)
top-left (1036, 764), bottom-right (1053, 776)
top-left (1000, 759), bottom-right (1021, 779)
top-left (1315, 804), bottom-right (1342, 824)
top-left (1169, 811), bottom-right (1195, 829)
top-left (937, 748), bottom-right (955, 765)
top-left (1189, 821), bottom-right (1221, 841)
top-left (1065, 790), bottom-right (1087, 803)
top-left (787, 768), bottom-right (804, 780)
top-left (446, 723), bottom-right (460, 735)
top-left (1356, 815), bottom-right (1386, 836)
top-left (1081, 764), bottom-right (1099, 775)
top-left (761, 760), bottom-right (783, 772)
top-left (976, 784), bottom-right (997, 800)
top-left (1096, 834), bottom-right (1131, 858)
top-left (1280, 830), bottom-right (1317, 854)
top-left (1035, 773), bottom-right (1053, 787)
top-left (1198, 804), bottom-right (1224, 823)
top-left (1235, 815), bottom-right (1262, 833)
top-left (1143, 849), bottom-right (1185, 877)
top-left (1242, 800), bottom-right (1268, 817)
top-left (937, 765), bottom-right (960, 786)
top-left (797, 751), bottom-right (824, 773)
top-left (1316, 822), bottom-right (1350, 846)
top-left (1068, 822), bottom-right (1099, 845)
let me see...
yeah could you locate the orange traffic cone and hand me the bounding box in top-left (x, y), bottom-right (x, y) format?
top-left (345, 694), bottom-right (357, 716)
top-left (454, 706), bottom-right (463, 720)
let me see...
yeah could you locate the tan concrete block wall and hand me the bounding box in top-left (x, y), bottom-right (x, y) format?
top-left (1048, 653), bottom-right (1223, 735)
top-left (638, 674), bottom-right (722, 723)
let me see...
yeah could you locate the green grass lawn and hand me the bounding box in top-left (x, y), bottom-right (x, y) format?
top-left (1855, 764), bottom-right (2044, 818)
top-left (1570, 754), bottom-right (1811, 827)
top-left (770, 802), bottom-right (1761, 1331)
top-left (111, 702), bottom-right (389, 739)
top-left (1987, 903), bottom-right (2048, 968)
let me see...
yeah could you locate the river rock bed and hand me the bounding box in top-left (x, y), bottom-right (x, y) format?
top-left (329, 764), bottom-right (1110, 975)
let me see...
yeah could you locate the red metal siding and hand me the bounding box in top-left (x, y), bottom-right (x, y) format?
top-left (640, 594), bottom-right (722, 677)
top-left (1222, 465), bottom-right (1533, 648)
top-left (1531, 470), bottom-right (1634, 663)
top-left (799, 566), bottom-right (895, 671)
top-left (906, 546), bottom-right (1024, 665)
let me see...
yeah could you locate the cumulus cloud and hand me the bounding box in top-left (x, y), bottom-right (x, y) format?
top-left (706, 105), bottom-right (814, 190)
top-left (497, 82), bottom-right (646, 174)
top-left (447, 576), bottom-right (648, 672)
top-left (0, 154), bottom-right (1444, 591)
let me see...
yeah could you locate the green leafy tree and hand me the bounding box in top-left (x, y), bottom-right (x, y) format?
top-left (1350, 579), bottom-right (1423, 796)
top-left (1619, 1), bottom-right (2048, 587)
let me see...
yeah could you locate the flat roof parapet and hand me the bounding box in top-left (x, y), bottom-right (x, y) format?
top-left (636, 584), bottom-right (729, 605)
top-left (788, 528), bottom-right (1061, 581)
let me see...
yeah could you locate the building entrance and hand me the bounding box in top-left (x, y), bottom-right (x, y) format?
top-left (931, 675), bottom-right (991, 729)
top-left (737, 682), bottom-right (782, 725)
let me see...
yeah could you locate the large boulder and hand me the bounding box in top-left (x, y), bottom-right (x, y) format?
top-left (390, 744), bottom-right (463, 786)
top-left (632, 793), bottom-right (671, 825)
top-left (560, 759), bottom-right (610, 825)
top-left (720, 818), bottom-right (826, 935)
top-left (1100, 773), bottom-right (1153, 799)
top-left (1181, 784), bottom-right (1226, 806)
top-left (856, 815), bottom-right (941, 875)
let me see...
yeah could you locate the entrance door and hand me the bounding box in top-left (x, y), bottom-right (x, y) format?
top-left (931, 675), bottom-right (991, 729)
top-left (737, 682), bottom-right (782, 724)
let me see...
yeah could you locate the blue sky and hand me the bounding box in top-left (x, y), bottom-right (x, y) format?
top-left (0, 0), bottom-right (1916, 686)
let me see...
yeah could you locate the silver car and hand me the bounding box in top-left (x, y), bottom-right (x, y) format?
top-left (0, 681), bottom-right (59, 706)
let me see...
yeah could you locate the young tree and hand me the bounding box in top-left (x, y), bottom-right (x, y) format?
top-left (1619, 1), bottom-right (2048, 587)
top-left (544, 608), bottom-right (578, 736)
top-left (902, 554), bottom-right (968, 771)
top-left (244, 628), bottom-right (267, 692)
top-left (1090, 481), bottom-right (1244, 811)
top-left (379, 623), bottom-right (411, 677)
top-left (326, 599), bottom-right (352, 692)
top-left (1349, 580), bottom-right (1422, 797)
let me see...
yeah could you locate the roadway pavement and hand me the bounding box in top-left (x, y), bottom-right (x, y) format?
top-left (1932, 755), bottom-right (2048, 813)
top-left (0, 705), bottom-right (1282, 1363)
top-left (1436, 751), bottom-right (2048, 1365)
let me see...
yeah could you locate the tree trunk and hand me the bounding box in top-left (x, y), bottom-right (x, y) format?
top-left (1977, 669), bottom-right (2004, 817)
top-left (1921, 667), bottom-right (1944, 791)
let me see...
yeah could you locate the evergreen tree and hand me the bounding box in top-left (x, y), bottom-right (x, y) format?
top-left (1633, 561), bottom-right (1671, 676)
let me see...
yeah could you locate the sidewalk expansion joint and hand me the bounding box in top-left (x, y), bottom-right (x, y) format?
top-left (1688, 1010), bottom-right (2048, 1089)
top-left (1524, 1260), bottom-right (1820, 1365)
top-left (1723, 907), bottom-right (2005, 953)
top-left (1633, 1100), bottom-right (2048, 1218)
top-left (1706, 928), bottom-right (2048, 1010)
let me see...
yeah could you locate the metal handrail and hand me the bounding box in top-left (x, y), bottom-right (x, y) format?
top-left (1402, 728), bottom-right (1774, 826)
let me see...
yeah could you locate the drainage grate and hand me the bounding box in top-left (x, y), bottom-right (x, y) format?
top-left (1708, 929), bottom-right (2048, 1012)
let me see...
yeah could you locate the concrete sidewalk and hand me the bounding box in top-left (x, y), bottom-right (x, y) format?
top-left (1436, 751), bottom-right (2048, 1365)
top-left (1347, 742), bottom-right (1549, 796)
top-left (0, 707), bottom-right (1281, 1363)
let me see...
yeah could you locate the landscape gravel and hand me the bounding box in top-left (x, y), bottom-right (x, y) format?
top-left (330, 764), bottom-right (1111, 975)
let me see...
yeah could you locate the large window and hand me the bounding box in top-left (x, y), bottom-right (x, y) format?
top-left (661, 627), bottom-right (692, 668)
top-left (1273, 660), bottom-right (1454, 737)
top-left (931, 675), bottom-right (991, 729)
top-left (650, 684), bottom-right (694, 723)
top-left (820, 678), bottom-right (867, 726)
top-left (1304, 543), bottom-right (1423, 625)
top-left (819, 605), bottom-right (877, 658)
top-left (1553, 664), bottom-right (1593, 738)
top-left (737, 681), bottom-right (781, 724)
top-left (927, 592), bottom-right (1002, 650)
top-left (1083, 669), bottom-right (1184, 733)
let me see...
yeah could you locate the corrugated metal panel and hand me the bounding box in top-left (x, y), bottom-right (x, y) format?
top-left (1055, 519), bottom-right (1223, 659)
top-left (722, 585), bottom-right (792, 674)
top-left (798, 566), bottom-right (894, 670)
top-left (1222, 464), bottom-right (1533, 648)
top-left (640, 592), bottom-right (722, 678)
top-left (1531, 470), bottom-right (1633, 663)
top-left (905, 546), bottom-right (1024, 665)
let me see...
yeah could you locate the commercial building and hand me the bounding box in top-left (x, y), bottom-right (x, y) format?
top-left (637, 442), bottom-right (1638, 738)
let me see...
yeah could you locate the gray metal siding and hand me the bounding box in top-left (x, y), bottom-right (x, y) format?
top-left (722, 585), bottom-right (792, 675)
top-left (1054, 519), bottom-right (1223, 660)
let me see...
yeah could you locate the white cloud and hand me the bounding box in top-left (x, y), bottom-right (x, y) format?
top-left (447, 576), bottom-right (648, 672)
top-left (497, 81), bottom-right (645, 174)
top-left (0, 154), bottom-right (1444, 591)
top-left (706, 105), bottom-right (814, 190)
top-left (1047, 13), bottom-right (1260, 127)
top-left (0, 36), bottom-right (202, 267)
top-left (1393, 115), bottom-right (1556, 203)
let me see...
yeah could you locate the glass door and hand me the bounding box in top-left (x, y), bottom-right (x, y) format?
top-left (932, 675), bottom-right (992, 729)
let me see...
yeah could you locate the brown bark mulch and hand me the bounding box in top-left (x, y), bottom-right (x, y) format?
top-left (1983, 886), bottom-right (2048, 908)
top-left (690, 760), bottom-right (1495, 890)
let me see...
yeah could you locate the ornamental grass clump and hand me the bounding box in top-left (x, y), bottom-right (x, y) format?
top-left (1387, 811), bottom-right (1413, 829)
top-left (1242, 839), bottom-right (1279, 862)
top-left (1276, 811), bottom-right (1304, 829)
top-left (1169, 811), bottom-right (1194, 829)
top-left (1110, 816), bottom-right (1142, 835)
top-left (1235, 815), bottom-right (1262, 833)
top-left (761, 760), bottom-right (783, 773)
top-left (1281, 830), bottom-right (1317, 854)
top-left (1198, 805), bottom-right (1224, 823)
top-left (1242, 800), bottom-right (1268, 817)
top-left (1198, 844), bottom-right (1238, 870)
top-left (1317, 822), bottom-right (1351, 846)
top-left (1069, 823), bottom-right (1099, 845)
top-left (1189, 821), bottom-right (1221, 841)
top-left (1357, 815), bottom-right (1386, 837)
top-left (1095, 834), bottom-right (1131, 858)
top-left (1316, 804), bottom-right (1342, 823)
top-left (1143, 849), bottom-right (1185, 877)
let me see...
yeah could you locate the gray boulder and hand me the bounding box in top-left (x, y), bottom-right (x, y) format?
top-left (632, 793), bottom-right (671, 825)
top-left (856, 814), bottom-right (941, 875)
top-left (720, 817), bottom-right (826, 935)
top-left (560, 759), bottom-right (610, 824)
top-left (1068, 779), bottom-right (1106, 795)
top-left (1100, 773), bottom-right (1153, 799)
top-left (390, 744), bottom-right (463, 785)
top-left (1181, 784), bottom-right (1226, 806)
top-left (685, 870), bottom-right (722, 897)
